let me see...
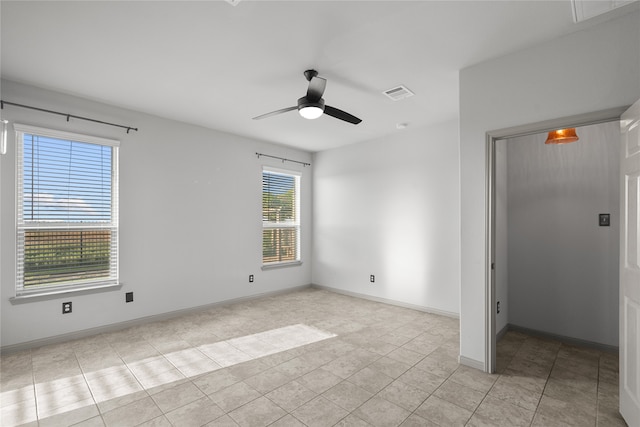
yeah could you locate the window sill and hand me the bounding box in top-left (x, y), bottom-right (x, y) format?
top-left (9, 283), bottom-right (122, 304)
top-left (261, 261), bottom-right (303, 271)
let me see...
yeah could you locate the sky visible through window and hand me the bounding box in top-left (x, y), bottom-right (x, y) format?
top-left (23, 134), bottom-right (112, 223)
top-left (263, 172), bottom-right (295, 194)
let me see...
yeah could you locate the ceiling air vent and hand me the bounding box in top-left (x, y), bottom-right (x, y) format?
top-left (383, 85), bottom-right (414, 101)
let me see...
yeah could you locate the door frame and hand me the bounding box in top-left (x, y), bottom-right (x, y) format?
top-left (485, 106), bottom-right (628, 373)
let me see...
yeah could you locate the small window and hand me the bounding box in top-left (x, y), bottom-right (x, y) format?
top-left (14, 124), bottom-right (119, 296)
top-left (262, 167), bottom-right (300, 265)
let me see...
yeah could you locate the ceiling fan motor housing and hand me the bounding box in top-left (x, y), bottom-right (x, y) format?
top-left (298, 96), bottom-right (325, 111)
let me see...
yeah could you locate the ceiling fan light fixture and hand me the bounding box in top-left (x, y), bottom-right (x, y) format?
top-left (545, 128), bottom-right (579, 144)
top-left (299, 106), bottom-right (323, 120)
top-left (298, 97), bottom-right (325, 120)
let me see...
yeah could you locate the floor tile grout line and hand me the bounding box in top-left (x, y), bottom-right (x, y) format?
top-left (595, 352), bottom-right (604, 427)
top-left (465, 336), bottom-right (553, 427)
top-left (535, 341), bottom-right (560, 425)
top-left (74, 345), bottom-right (107, 424)
top-left (79, 344), bottom-right (151, 420)
top-left (392, 351), bottom-right (465, 426)
top-left (526, 336), bottom-right (556, 426)
top-left (29, 348), bottom-right (38, 425)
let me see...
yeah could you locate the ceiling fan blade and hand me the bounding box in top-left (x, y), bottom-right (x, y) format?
top-left (252, 106), bottom-right (297, 120)
top-left (306, 76), bottom-right (326, 102)
top-left (324, 105), bottom-right (362, 125)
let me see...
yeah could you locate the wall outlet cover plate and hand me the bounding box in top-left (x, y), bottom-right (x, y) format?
top-left (599, 213), bottom-right (610, 226)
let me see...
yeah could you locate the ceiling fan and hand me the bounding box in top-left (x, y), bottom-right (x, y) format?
top-left (252, 70), bottom-right (362, 125)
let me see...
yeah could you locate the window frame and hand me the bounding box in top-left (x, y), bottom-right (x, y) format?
top-left (13, 123), bottom-right (120, 298)
top-left (261, 166), bottom-right (301, 268)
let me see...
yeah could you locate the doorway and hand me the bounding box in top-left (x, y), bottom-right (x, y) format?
top-left (485, 107), bottom-right (627, 373)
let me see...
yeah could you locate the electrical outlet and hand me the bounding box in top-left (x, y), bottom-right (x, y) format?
top-left (370, 275), bottom-right (375, 283)
top-left (62, 301), bottom-right (72, 314)
top-left (249, 274), bottom-right (254, 283)
top-left (497, 301), bottom-right (500, 314)
top-left (125, 292), bottom-right (134, 303)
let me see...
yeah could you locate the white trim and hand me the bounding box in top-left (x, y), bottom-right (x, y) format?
top-left (485, 132), bottom-right (495, 374)
top-left (10, 282), bottom-right (122, 303)
top-left (311, 284), bottom-right (459, 319)
top-left (485, 107), bottom-right (628, 139)
top-left (20, 223), bottom-right (116, 229)
top-left (496, 324), bottom-right (509, 342)
top-left (2, 285), bottom-right (461, 355)
top-left (1, 284), bottom-right (311, 354)
top-left (459, 355), bottom-right (485, 371)
top-left (262, 165), bottom-right (302, 177)
top-left (261, 260), bottom-right (303, 270)
top-left (507, 323), bottom-right (619, 354)
top-left (262, 222), bottom-right (298, 229)
top-left (13, 123), bottom-right (120, 147)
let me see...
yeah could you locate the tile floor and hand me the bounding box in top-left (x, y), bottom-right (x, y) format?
top-left (0, 288), bottom-right (627, 426)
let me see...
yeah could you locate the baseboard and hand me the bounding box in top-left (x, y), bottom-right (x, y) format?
top-left (310, 284), bottom-right (459, 319)
top-left (3, 284), bottom-right (462, 355)
top-left (458, 355), bottom-right (485, 371)
top-left (496, 324), bottom-right (509, 341)
top-left (507, 323), bottom-right (619, 354)
top-left (1, 284), bottom-right (312, 355)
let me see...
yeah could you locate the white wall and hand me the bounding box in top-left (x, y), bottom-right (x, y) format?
top-left (0, 80), bottom-right (313, 348)
top-left (507, 122), bottom-right (620, 346)
top-left (312, 119), bottom-right (460, 316)
top-left (459, 10), bottom-right (640, 367)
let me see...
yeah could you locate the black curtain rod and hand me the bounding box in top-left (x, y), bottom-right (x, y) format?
top-left (0, 100), bottom-right (138, 134)
top-left (256, 152), bottom-right (310, 167)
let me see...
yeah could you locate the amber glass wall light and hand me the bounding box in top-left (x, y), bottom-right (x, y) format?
top-left (545, 128), bottom-right (579, 144)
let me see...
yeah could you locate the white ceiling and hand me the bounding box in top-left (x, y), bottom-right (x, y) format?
top-left (1, 1), bottom-right (637, 152)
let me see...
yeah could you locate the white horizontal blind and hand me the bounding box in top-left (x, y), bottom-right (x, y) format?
top-left (262, 168), bottom-right (300, 264)
top-left (15, 124), bottom-right (119, 294)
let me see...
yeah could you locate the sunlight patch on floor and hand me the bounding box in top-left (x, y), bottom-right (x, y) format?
top-left (9, 324), bottom-right (336, 422)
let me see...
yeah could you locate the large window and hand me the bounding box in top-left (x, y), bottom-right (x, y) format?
top-left (15, 124), bottom-right (119, 296)
top-left (262, 167), bottom-right (300, 265)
